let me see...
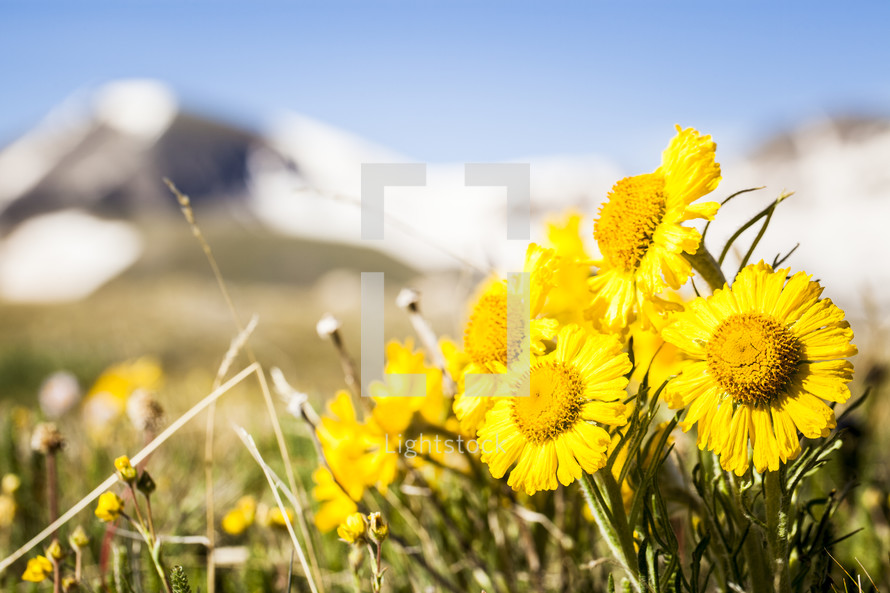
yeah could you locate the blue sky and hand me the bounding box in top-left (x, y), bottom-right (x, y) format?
top-left (1, 0), bottom-right (888, 170)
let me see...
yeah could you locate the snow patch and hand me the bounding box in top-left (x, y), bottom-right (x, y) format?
top-left (0, 210), bottom-right (143, 302)
top-left (93, 79), bottom-right (177, 140)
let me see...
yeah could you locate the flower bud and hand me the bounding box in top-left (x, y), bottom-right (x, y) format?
top-left (316, 314), bottom-right (342, 339)
top-left (396, 288), bottom-right (421, 312)
top-left (69, 525), bottom-right (89, 550)
top-left (137, 470), bottom-right (156, 495)
top-left (114, 456), bottom-right (137, 484)
top-left (126, 389), bottom-right (165, 433)
top-left (367, 512), bottom-right (388, 543)
top-left (46, 539), bottom-right (63, 560)
top-left (31, 423), bottom-right (64, 455)
top-left (1, 473), bottom-right (21, 495)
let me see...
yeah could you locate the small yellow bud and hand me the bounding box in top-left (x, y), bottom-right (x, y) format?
top-left (221, 496), bottom-right (256, 536)
top-left (367, 512), bottom-right (388, 543)
top-left (46, 538), bottom-right (63, 560)
top-left (114, 456), bottom-right (137, 483)
top-left (62, 576), bottom-right (80, 592)
top-left (94, 492), bottom-right (124, 522)
top-left (21, 555), bottom-right (53, 582)
top-left (1, 473), bottom-right (21, 495)
top-left (267, 506), bottom-right (294, 528)
top-left (69, 525), bottom-right (89, 549)
top-left (337, 512), bottom-right (367, 544)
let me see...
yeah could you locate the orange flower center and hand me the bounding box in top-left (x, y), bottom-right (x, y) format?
top-left (511, 361), bottom-right (583, 444)
top-left (594, 173), bottom-right (667, 271)
top-left (464, 290), bottom-right (508, 366)
top-left (464, 284), bottom-right (528, 367)
top-left (707, 312), bottom-right (800, 405)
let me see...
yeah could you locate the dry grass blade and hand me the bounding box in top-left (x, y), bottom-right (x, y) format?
top-left (216, 315), bottom-right (259, 385)
top-left (0, 363), bottom-right (258, 574)
top-left (165, 178), bottom-right (323, 592)
top-left (233, 425), bottom-right (320, 593)
top-left (206, 314), bottom-right (259, 591)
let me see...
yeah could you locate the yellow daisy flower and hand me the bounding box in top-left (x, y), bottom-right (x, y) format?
top-left (22, 555), bottom-right (53, 582)
top-left (453, 243), bottom-right (559, 435)
top-left (312, 467), bottom-right (358, 533)
top-left (221, 495), bottom-right (257, 536)
top-left (370, 339), bottom-right (446, 435)
top-left (264, 506), bottom-right (295, 529)
top-left (94, 491), bottom-right (124, 522)
top-left (337, 512), bottom-right (367, 543)
top-left (662, 262), bottom-right (857, 475)
top-left (588, 126), bottom-right (721, 331)
top-left (543, 211), bottom-right (597, 326)
top-left (477, 324), bottom-right (632, 495)
top-left (316, 391), bottom-right (398, 496)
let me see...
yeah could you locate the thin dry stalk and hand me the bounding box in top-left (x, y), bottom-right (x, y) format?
top-left (396, 288), bottom-right (456, 396)
top-left (164, 179), bottom-right (324, 592)
top-left (233, 426), bottom-right (320, 593)
top-left (205, 315), bottom-right (258, 591)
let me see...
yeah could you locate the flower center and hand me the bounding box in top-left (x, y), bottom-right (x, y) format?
top-left (464, 286), bottom-right (528, 366)
top-left (706, 312), bottom-right (800, 406)
top-left (511, 361), bottom-right (583, 444)
top-left (464, 290), bottom-right (508, 366)
top-left (594, 173), bottom-right (667, 271)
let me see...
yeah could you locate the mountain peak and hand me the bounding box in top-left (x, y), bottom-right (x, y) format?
top-left (93, 79), bottom-right (178, 140)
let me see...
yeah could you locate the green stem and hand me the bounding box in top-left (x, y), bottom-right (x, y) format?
top-left (128, 510), bottom-right (172, 593)
top-left (765, 471), bottom-right (792, 593)
top-left (580, 472), bottom-right (641, 592)
top-left (685, 245), bottom-right (727, 293)
top-left (150, 542), bottom-right (173, 593)
top-left (727, 475), bottom-right (771, 593)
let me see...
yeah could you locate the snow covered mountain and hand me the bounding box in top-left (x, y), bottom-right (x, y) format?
top-left (0, 79), bottom-right (887, 322)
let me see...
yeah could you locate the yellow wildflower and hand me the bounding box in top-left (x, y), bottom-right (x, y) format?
top-left (662, 262), bottom-right (857, 475)
top-left (543, 211), bottom-right (597, 325)
top-left (312, 467), bottom-right (358, 533)
top-left (2, 473), bottom-right (21, 494)
top-left (337, 512), bottom-right (367, 543)
top-left (83, 357), bottom-right (163, 436)
top-left (221, 496), bottom-right (257, 536)
top-left (370, 338), bottom-right (446, 435)
top-left (453, 243), bottom-right (559, 435)
top-left (22, 555), bottom-right (53, 582)
top-left (316, 391), bottom-right (398, 497)
top-left (588, 126), bottom-right (721, 332)
top-left (478, 324), bottom-right (632, 494)
top-left (94, 492), bottom-right (124, 522)
top-left (262, 505), bottom-right (294, 529)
